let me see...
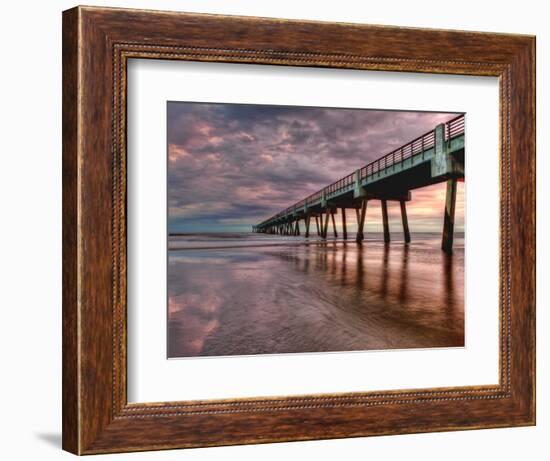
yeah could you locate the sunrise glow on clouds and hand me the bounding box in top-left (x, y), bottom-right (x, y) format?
top-left (167, 102), bottom-right (464, 233)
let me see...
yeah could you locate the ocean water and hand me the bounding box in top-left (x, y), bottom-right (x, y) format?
top-left (167, 233), bottom-right (464, 358)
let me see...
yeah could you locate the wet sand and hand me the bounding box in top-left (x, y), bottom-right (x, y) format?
top-left (167, 233), bottom-right (464, 358)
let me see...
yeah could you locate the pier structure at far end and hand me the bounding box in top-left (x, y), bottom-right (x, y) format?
top-left (253, 115), bottom-right (465, 254)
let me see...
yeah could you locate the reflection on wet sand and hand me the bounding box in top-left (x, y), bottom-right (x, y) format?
top-left (168, 236), bottom-right (464, 358)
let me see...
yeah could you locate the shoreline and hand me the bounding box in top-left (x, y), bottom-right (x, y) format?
top-left (168, 236), bottom-right (464, 252)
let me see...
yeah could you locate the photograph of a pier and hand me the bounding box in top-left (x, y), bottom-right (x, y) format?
top-left (167, 101), bottom-right (465, 358)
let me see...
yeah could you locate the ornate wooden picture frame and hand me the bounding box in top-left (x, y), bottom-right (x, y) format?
top-left (62, 5), bottom-right (535, 455)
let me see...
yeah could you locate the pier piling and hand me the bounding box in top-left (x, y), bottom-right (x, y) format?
top-left (322, 210), bottom-right (330, 239)
top-left (400, 200), bottom-right (411, 243)
top-left (442, 178), bottom-right (457, 254)
top-left (341, 208), bottom-right (347, 240)
top-left (381, 200), bottom-right (390, 244)
top-left (356, 199), bottom-right (367, 243)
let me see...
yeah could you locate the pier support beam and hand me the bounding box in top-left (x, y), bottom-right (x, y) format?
top-left (341, 208), bottom-right (347, 240)
top-left (322, 209), bottom-right (330, 239)
top-left (356, 199), bottom-right (367, 243)
top-left (331, 209), bottom-right (338, 238)
top-left (442, 178), bottom-right (457, 254)
top-left (305, 215), bottom-right (311, 238)
top-left (400, 200), bottom-right (411, 243)
top-left (315, 216), bottom-right (320, 236)
top-left (381, 200), bottom-right (390, 244)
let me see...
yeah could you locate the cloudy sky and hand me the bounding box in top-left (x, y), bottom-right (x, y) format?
top-left (167, 102), bottom-right (464, 234)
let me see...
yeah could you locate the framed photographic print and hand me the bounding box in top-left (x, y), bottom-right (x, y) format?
top-left (62, 5), bottom-right (535, 455)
